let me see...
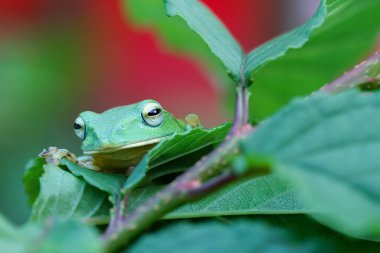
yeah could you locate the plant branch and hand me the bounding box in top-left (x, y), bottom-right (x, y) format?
top-left (186, 166), bottom-right (269, 198)
top-left (184, 171), bottom-right (237, 197)
top-left (320, 51), bottom-right (380, 93)
top-left (102, 128), bottom-right (252, 252)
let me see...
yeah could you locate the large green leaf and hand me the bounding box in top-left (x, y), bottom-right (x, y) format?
top-left (127, 219), bottom-right (323, 253)
top-left (0, 215), bottom-right (102, 253)
top-left (31, 164), bottom-right (111, 224)
top-left (125, 123), bottom-right (230, 190)
top-left (127, 175), bottom-right (307, 218)
top-left (249, 0), bottom-right (380, 119)
top-left (240, 90), bottom-right (380, 241)
top-left (128, 215), bottom-right (380, 253)
top-left (61, 158), bottom-right (126, 202)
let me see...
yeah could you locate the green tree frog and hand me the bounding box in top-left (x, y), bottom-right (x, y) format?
top-left (66, 99), bottom-right (200, 172)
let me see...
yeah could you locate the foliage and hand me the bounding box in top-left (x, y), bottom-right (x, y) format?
top-left (127, 175), bottom-right (306, 219)
top-left (2, 0), bottom-right (380, 252)
top-left (127, 216), bottom-right (380, 253)
top-left (238, 90), bottom-right (380, 240)
top-left (27, 161), bottom-right (112, 224)
top-left (62, 159), bottom-right (126, 202)
top-left (125, 123), bottom-right (230, 190)
top-left (127, 219), bottom-right (322, 253)
top-left (126, 0), bottom-right (380, 118)
top-left (0, 215), bottom-right (102, 253)
top-left (22, 157), bottom-right (45, 205)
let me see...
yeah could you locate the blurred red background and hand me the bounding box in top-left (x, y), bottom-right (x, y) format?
top-left (0, 0), bottom-right (318, 223)
top-left (0, 0), bottom-right (316, 124)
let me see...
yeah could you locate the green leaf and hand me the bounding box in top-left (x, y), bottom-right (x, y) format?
top-left (125, 123), bottom-right (230, 190)
top-left (240, 90), bottom-right (380, 241)
top-left (124, 0), bottom-right (232, 87)
top-left (244, 0), bottom-right (326, 78)
top-left (125, 0), bottom-right (243, 83)
top-left (0, 216), bottom-right (102, 253)
top-left (127, 219), bottom-right (322, 253)
top-left (61, 158), bottom-right (126, 202)
top-left (22, 157), bottom-right (45, 205)
top-left (36, 219), bottom-right (102, 253)
top-left (254, 215), bottom-right (380, 253)
top-left (23, 158), bottom-right (116, 223)
top-left (248, 0), bottom-right (380, 119)
top-left (163, 0), bottom-right (244, 82)
top-left (127, 175), bottom-right (307, 218)
top-left (31, 164), bottom-right (111, 224)
top-left (127, 215), bottom-right (380, 253)
top-left (127, 0), bottom-right (380, 106)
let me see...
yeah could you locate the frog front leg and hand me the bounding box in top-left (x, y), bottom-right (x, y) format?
top-left (39, 146), bottom-right (101, 171)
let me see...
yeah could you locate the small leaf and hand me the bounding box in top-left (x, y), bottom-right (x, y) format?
top-left (126, 0), bottom-right (244, 82)
top-left (61, 158), bottom-right (126, 202)
top-left (125, 123), bottom-right (230, 190)
top-left (124, 0), bottom-right (233, 87)
top-left (31, 164), bottom-right (111, 224)
top-left (127, 219), bottom-right (321, 253)
top-left (127, 175), bottom-right (307, 218)
top-left (22, 157), bottom-right (45, 205)
top-left (240, 90), bottom-right (380, 241)
top-left (244, 0), bottom-right (326, 79)
top-left (164, 0), bottom-right (244, 82)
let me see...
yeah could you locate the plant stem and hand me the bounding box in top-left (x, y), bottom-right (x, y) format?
top-left (102, 72), bottom-right (252, 252)
top-left (185, 171), bottom-right (237, 197)
top-left (320, 51), bottom-right (380, 93)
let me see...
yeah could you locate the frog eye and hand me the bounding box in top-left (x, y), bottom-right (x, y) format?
top-left (74, 117), bottom-right (86, 140)
top-left (142, 102), bottom-right (164, 127)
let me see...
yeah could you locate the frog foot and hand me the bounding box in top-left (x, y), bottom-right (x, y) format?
top-left (39, 147), bottom-right (102, 171)
top-left (39, 146), bottom-right (78, 166)
top-left (185, 114), bottom-right (202, 129)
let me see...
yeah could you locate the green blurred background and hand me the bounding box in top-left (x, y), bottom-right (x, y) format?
top-left (0, 0), bottom-right (319, 224)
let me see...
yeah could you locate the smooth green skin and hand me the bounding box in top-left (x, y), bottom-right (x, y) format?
top-left (79, 100), bottom-right (186, 153)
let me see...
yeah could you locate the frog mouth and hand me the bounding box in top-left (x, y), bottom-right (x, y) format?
top-left (83, 136), bottom-right (166, 155)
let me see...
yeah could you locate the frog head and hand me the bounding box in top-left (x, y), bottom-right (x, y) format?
top-left (73, 100), bottom-right (185, 159)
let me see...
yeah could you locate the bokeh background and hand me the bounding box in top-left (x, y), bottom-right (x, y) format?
top-left (0, 0), bottom-right (319, 224)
